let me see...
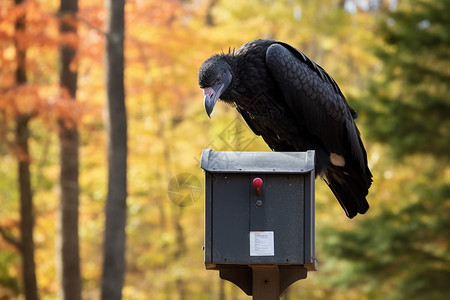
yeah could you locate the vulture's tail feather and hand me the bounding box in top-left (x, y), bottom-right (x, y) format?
top-left (323, 162), bottom-right (372, 218)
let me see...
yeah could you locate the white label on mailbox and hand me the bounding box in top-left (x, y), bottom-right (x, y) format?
top-left (250, 231), bottom-right (274, 256)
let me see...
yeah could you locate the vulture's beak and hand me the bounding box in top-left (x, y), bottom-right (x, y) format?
top-left (203, 84), bottom-right (224, 118)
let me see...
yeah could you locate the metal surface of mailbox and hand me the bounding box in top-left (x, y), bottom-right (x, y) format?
top-left (201, 149), bottom-right (316, 271)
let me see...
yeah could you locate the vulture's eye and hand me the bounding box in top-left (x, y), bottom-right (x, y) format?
top-left (216, 76), bottom-right (222, 83)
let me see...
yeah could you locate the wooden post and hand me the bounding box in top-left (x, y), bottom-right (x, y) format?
top-left (252, 265), bottom-right (280, 300)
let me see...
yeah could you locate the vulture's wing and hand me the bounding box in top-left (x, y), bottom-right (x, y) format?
top-left (265, 43), bottom-right (366, 171)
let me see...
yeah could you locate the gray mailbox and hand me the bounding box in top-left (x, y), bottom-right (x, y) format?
top-left (201, 149), bottom-right (318, 298)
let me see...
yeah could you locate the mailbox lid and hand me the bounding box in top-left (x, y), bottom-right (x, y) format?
top-left (200, 149), bottom-right (315, 174)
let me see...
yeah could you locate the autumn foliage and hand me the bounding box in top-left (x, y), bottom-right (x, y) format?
top-left (1, 0), bottom-right (449, 299)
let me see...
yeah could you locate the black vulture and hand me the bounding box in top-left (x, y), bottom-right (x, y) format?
top-left (198, 39), bottom-right (372, 218)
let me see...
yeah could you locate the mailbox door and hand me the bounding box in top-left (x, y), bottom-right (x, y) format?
top-left (208, 173), bottom-right (308, 265)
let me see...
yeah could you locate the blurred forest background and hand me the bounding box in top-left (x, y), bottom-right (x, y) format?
top-left (0, 0), bottom-right (449, 299)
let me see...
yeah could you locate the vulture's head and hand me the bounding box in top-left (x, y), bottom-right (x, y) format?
top-left (198, 55), bottom-right (233, 117)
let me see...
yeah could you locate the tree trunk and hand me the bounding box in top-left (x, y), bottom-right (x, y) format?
top-left (17, 115), bottom-right (39, 300)
top-left (58, 0), bottom-right (81, 299)
top-left (14, 0), bottom-right (38, 298)
top-left (101, 0), bottom-right (127, 299)
top-left (172, 208), bottom-right (187, 300)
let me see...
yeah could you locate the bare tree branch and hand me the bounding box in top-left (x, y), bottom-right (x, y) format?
top-left (0, 225), bottom-right (22, 251)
